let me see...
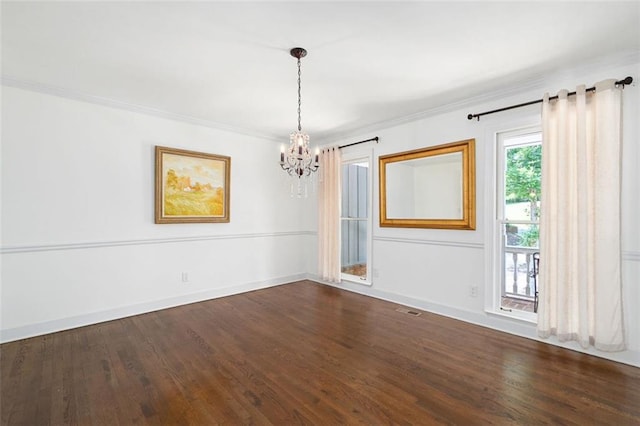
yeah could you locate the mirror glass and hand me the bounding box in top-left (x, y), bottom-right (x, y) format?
top-left (379, 139), bottom-right (475, 229)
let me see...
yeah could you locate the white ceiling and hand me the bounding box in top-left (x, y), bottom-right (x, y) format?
top-left (2, 1), bottom-right (639, 142)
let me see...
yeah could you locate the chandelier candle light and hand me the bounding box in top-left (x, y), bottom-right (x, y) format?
top-left (280, 47), bottom-right (319, 185)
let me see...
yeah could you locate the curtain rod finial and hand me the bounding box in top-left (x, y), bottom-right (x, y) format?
top-left (619, 76), bottom-right (633, 86)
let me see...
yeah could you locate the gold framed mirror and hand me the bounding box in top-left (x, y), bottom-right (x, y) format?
top-left (379, 139), bottom-right (476, 230)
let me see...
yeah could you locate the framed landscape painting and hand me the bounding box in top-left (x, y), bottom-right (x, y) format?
top-left (155, 146), bottom-right (230, 224)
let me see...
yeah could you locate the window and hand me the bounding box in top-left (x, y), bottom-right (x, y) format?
top-left (340, 155), bottom-right (372, 284)
top-left (495, 128), bottom-right (541, 320)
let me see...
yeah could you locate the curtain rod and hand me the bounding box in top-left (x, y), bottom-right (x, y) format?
top-left (467, 76), bottom-right (633, 121)
top-left (339, 136), bottom-right (379, 149)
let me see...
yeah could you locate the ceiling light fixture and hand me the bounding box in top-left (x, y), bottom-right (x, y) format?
top-left (280, 47), bottom-right (319, 188)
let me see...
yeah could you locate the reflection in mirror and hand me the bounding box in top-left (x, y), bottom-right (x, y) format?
top-left (386, 152), bottom-right (463, 219)
top-left (379, 139), bottom-right (475, 229)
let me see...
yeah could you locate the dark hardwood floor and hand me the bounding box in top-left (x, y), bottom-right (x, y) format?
top-left (2, 280), bottom-right (639, 425)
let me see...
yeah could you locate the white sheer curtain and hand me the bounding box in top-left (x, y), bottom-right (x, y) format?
top-left (317, 147), bottom-right (341, 282)
top-left (538, 79), bottom-right (625, 351)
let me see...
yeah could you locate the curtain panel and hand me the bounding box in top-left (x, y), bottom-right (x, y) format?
top-left (538, 79), bottom-right (625, 351)
top-left (317, 147), bottom-right (341, 282)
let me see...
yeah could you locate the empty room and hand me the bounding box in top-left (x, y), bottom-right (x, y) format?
top-left (1, 1), bottom-right (639, 424)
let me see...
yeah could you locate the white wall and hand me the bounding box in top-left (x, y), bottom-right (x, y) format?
top-left (316, 60), bottom-right (640, 367)
top-left (2, 60), bottom-right (638, 368)
top-left (0, 86), bottom-right (315, 342)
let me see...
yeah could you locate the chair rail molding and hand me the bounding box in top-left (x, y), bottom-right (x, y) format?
top-left (1, 231), bottom-right (316, 254)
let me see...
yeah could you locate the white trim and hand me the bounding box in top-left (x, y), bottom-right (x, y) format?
top-left (315, 81), bottom-right (544, 144)
top-left (7, 54), bottom-right (637, 148)
top-left (315, 51), bottom-right (640, 144)
top-left (490, 125), bottom-right (542, 318)
top-left (1, 76), bottom-right (281, 142)
top-left (310, 278), bottom-right (640, 368)
top-left (373, 236), bottom-right (483, 250)
top-left (341, 150), bottom-right (374, 284)
top-left (0, 231), bottom-right (315, 254)
top-left (623, 250), bottom-right (640, 262)
top-left (0, 274), bottom-right (306, 344)
top-left (341, 275), bottom-right (373, 287)
top-left (488, 307), bottom-right (537, 324)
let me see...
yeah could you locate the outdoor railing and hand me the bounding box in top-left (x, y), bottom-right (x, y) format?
top-left (503, 245), bottom-right (538, 300)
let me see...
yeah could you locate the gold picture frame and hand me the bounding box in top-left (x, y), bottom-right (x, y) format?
top-left (379, 139), bottom-right (476, 230)
top-left (155, 146), bottom-right (230, 224)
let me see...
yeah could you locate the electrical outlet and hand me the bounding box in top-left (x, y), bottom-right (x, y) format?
top-left (373, 268), bottom-right (380, 278)
top-left (181, 272), bottom-right (189, 283)
top-left (469, 285), bottom-right (478, 298)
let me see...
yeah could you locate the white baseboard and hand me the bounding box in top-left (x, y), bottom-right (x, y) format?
top-left (310, 276), bottom-right (640, 368)
top-left (0, 274), bottom-right (306, 344)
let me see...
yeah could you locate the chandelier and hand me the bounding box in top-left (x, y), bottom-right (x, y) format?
top-left (280, 47), bottom-right (319, 180)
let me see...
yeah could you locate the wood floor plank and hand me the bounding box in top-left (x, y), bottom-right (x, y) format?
top-left (2, 280), bottom-right (639, 425)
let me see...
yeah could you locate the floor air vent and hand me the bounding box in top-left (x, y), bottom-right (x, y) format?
top-left (395, 307), bottom-right (421, 316)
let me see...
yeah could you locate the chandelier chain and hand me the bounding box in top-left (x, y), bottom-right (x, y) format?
top-left (297, 57), bottom-right (302, 132)
top-left (279, 47), bottom-right (318, 190)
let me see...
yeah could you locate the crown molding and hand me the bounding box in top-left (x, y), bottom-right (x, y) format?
top-left (315, 51), bottom-right (640, 145)
top-left (313, 78), bottom-right (546, 145)
top-left (4, 50), bottom-right (638, 146)
top-left (1, 75), bottom-right (282, 142)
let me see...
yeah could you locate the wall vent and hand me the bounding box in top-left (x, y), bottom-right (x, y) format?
top-left (395, 307), bottom-right (421, 316)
